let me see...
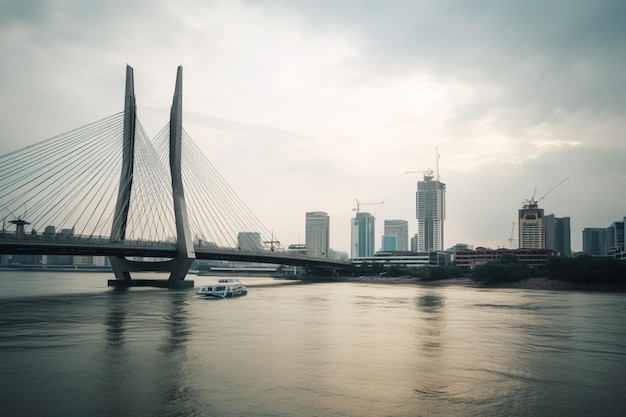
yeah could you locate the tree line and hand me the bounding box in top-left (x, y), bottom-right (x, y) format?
top-left (471, 254), bottom-right (626, 284)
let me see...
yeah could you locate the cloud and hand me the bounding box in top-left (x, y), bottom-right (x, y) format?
top-left (0, 0), bottom-right (624, 253)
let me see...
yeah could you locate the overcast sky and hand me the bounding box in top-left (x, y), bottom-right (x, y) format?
top-left (1, 0), bottom-right (625, 254)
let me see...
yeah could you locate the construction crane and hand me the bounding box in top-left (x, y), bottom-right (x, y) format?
top-left (435, 146), bottom-right (440, 181)
top-left (263, 231), bottom-right (280, 252)
top-left (522, 177), bottom-right (569, 208)
top-left (405, 148), bottom-right (441, 180)
top-left (508, 222), bottom-right (515, 248)
top-left (405, 168), bottom-right (434, 177)
top-left (353, 198), bottom-right (385, 213)
top-left (537, 177), bottom-right (569, 203)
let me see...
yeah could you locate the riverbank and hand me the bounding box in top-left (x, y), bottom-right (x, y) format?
top-left (487, 277), bottom-right (626, 292)
top-left (322, 276), bottom-right (626, 292)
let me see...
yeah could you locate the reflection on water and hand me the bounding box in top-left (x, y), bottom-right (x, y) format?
top-left (416, 293), bottom-right (445, 352)
top-left (1, 272), bottom-right (626, 417)
top-left (105, 289), bottom-right (126, 349)
top-left (99, 289), bottom-right (200, 417)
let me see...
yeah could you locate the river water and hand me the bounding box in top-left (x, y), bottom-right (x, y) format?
top-left (0, 271), bottom-right (625, 417)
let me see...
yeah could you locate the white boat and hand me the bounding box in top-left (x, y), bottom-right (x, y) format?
top-left (196, 278), bottom-right (248, 298)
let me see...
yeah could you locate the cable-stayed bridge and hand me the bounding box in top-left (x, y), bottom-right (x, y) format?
top-left (0, 66), bottom-right (350, 287)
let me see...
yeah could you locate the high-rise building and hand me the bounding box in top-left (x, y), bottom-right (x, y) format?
top-left (237, 232), bottom-right (262, 250)
top-left (381, 235), bottom-right (397, 251)
top-left (305, 211), bottom-right (330, 257)
top-left (545, 214), bottom-right (571, 256)
top-left (607, 220), bottom-right (625, 255)
top-left (384, 219), bottom-right (409, 251)
top-left (519, 200), bottom-right (544, 249)
top-left (580, 217), bottom-right (625, 257)
top-left (416, 171), bottom-right (445, 251)
top-left (583, 228), bottom-right (607, 256)
top-left (351, 212), bottom-right (375, 258)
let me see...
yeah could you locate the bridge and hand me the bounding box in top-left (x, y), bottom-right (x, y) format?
top-left (0, 66), bottom-right (351, 287)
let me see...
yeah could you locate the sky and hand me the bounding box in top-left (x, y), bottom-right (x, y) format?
top-left (1, 0), bottom-right (625, 254)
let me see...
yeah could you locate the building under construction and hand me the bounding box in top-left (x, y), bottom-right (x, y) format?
top-left (518, 178), bottom-right (568, 250)
top-left (416, 169), bottom-right (446, 252)
top-left (519, 199), bottom-right (545, 249)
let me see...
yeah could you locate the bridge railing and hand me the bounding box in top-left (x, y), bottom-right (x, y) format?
top-left (0, 230), bottom-right (348, 263)
top-left (0, 230), bottom-right (177, 249)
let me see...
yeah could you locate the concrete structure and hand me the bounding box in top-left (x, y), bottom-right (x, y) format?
top-left (583, 228), bottom-right (608, 256)
top-left (544, 215), bottom-right (571, 256)
top-left (353, 251), bottom-right (451, 267)
top-left (287, 243), bottom-right (306, 255)
top-left (455, 247), bottom-right (554, 269)
top-left (381, 235), bottom-right (397, 251)
top-left (351, 212), bottom-right (375, 258)
top-left (108, 66), bottom-right (194, 288)
top-left (416, 172), bottom-right (445, 251)
top-left (238, 232), bottom-right (262, 250)
top-left (607, 220), bottom-right (625, 256)
top-left (73, 256), bottom-right (93, 266)
top-left (305, 211), bottom-right (330, 257)
top-left (384, 219), bottom-right (408, 251)
top-left (580, 217), bottom-right (625, 257)
top-left (519, 201), bottom-right (544, 249)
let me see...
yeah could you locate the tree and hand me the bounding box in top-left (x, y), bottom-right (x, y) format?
top-left (472, 254), bottom-right (532, 283)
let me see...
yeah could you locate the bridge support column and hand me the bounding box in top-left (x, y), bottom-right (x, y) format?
top-left (108, 65), bottom-right (195, 288)
top-left (107, 257), bottom-right (194, 288)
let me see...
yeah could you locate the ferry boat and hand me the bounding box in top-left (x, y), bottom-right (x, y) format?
top-left (196, 278), bottom-right (248, 298)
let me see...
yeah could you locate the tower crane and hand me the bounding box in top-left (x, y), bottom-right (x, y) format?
top-left (537, 177), bottom-right (569, 203)
top-left (353, 198), bottom-right (385, 213)
top-left (405, 148), bottom-right (441, 180)
top-left (405, 168), bottom-right (434, 177)
top-left (508, 222), bottom-right (515, 248)
top-left (263, 231), bottom-right (280, 252)
top-left (522, 177), bottom-right (569, 208)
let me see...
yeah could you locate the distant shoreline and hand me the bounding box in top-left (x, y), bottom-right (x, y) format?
top-left (305, 276), bottom-right (626, 293)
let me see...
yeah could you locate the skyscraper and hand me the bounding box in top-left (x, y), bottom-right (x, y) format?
top-left (583, 228), bottom-right (607, 256)
top-left (381, 235), bottom-right (397, 251)
top-left (607, 220), bottom-right (625, 255)
top-left (351, 212), bottom-right (375, 258)
top-left (384, 219), bottom-right (409, 251)
top-left (305, 211), bottom-right (330, 257)
top-left (545, 214), bottom-right (571, 256)
top-left (416, 171), bottom-right (445, 251)
top-left (518, 201), bottom-right (544, 249)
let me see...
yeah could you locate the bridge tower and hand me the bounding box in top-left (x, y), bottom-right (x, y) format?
top-left (108, 66), bottom-right (195, 288)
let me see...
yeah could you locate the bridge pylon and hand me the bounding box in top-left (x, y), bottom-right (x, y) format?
top-left (108, 66), bottom-right (195, 289)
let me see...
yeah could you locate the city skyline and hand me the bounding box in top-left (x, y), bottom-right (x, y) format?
top-left (1, 1), bottom-right (624, 255)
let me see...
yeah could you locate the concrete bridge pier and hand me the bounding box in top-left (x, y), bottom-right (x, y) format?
top-left (108, 65), bottom-right (195, 289)
top-left (107, 257), bottom-right (195, 288)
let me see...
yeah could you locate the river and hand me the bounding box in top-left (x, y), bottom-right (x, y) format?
top-left (0, 271), bottom-right (625, 416)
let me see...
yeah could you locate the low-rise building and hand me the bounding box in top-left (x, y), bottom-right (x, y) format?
top-left (353, 251), bottom-right (451, 267)
top-left (455, 247), bottom-right (554, 269)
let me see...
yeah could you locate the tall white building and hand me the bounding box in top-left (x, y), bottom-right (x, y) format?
top-left (384, 219), bottom-right (409, 251)
top-left (416, 171), bottom-right (446, 251)
top-left (518, 201), bottom-right (544, 249)
top-left (351, 212), bottom-right (375, 258)
top-left (305, 211), bottom-right (330, 257)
